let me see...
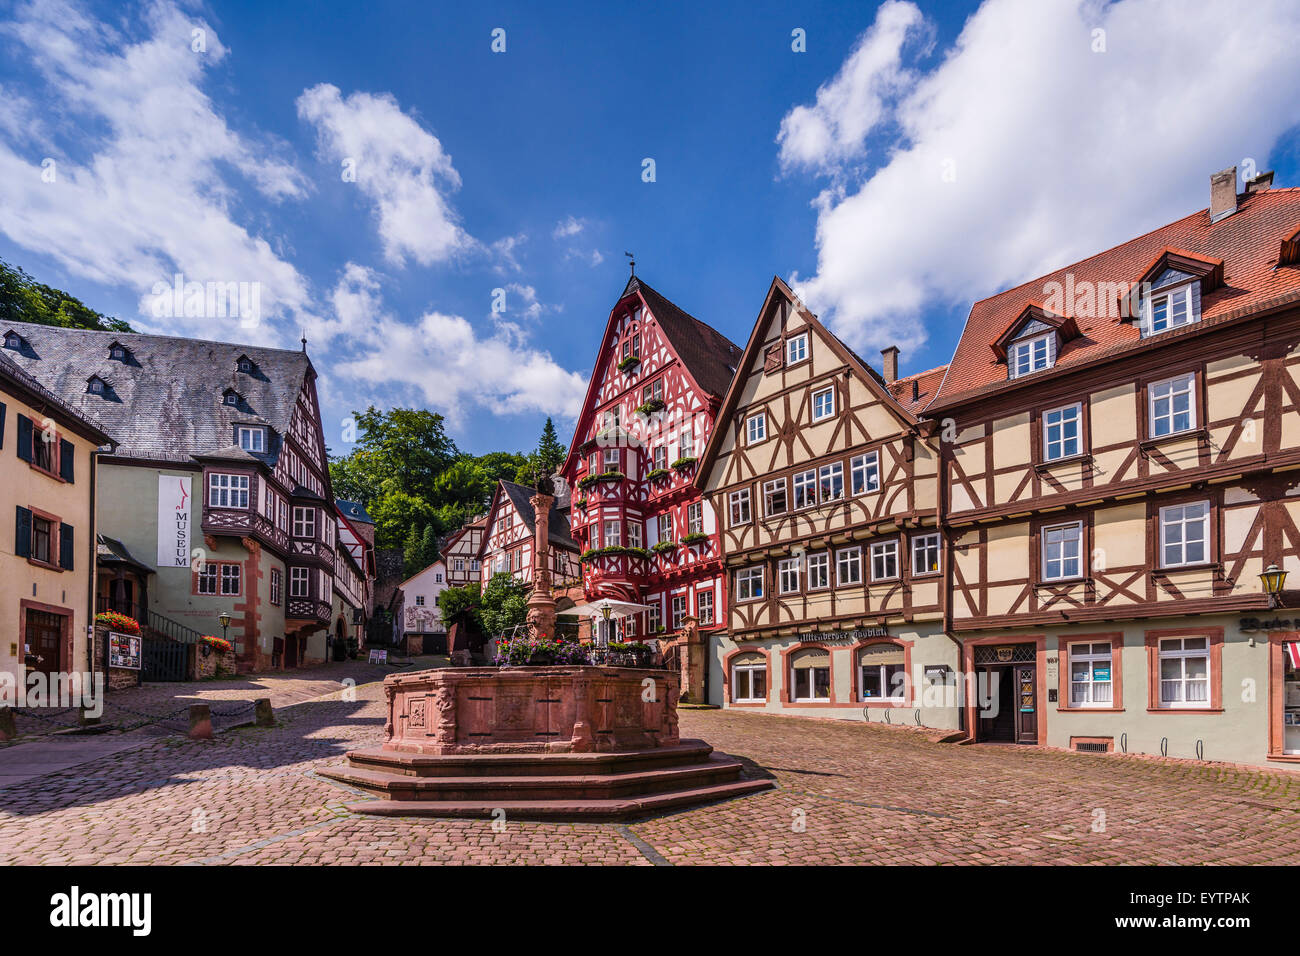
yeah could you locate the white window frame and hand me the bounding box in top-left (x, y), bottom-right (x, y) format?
top-left (1009, 333), bottom-right (1055, 378)
top-left (697, 589), bottom-right (714, 625)
top-left (736, 566), bottom-right (764, 602)
top-left (732, 659), bottom-right (766, 703)
top-left (293, 506), bottom-right (316, 539)
top-left (671, 594), bottom-right (687, 630)
top-left (657, 513), bottom-right (673, 541)
top-left (686, 502), bottom-right (703, 535)
top-left (1157, 637), bottom-right (1211, 709)
top-left (790, 653), bottom-right (831, 702)
top-left (290, 566), bottom-right (309, 598)
top-left (603, 519), bottom-right (621, 547)
top-left (1042, 403), bottom-right (1081, 462)
top-left (1159, 501), bottom-right (1210, 568)
top-left (850, 452), bottom-right (880, 495)
top-left (911, 533), bottom-right (941, 576)
top-left (237, 426), bottom-right (266, 453)
top-left (792, 470), bottom-right (817, 509)
top-left (1144, 283), bottom-right (1197, 336)
top-left (859, 651), bottom-right (907, 702)
top-left (836, 546), bottom-right (863, 586)
top-left (869, 539), bottom-right (899, 581)
top-left (729, 489), bottom-right (752, 526)
top-left (763, 478), bottom-right (788, 517)
top-left (627, 522), bottom-right (643, 549)
top-left (746, 413), bottom-right (767, 445)
top-left (1042, 521), bottom-right (1083, 581)
top-left (786, 333), bottom-right (808, 365)
top-left (1148, 373), bottom-right (1196, 438)
top-left (1068, 641), bottom-right (1114, 708)
top-left (811, 386), bottom-right (835, 422)
top-left (819, 462), bottom-right (844, 502)
top-left (207, 473), bottom-right (249, 509)
top-left (806, 552), bottom-right (830, 591)
top-left (778, 557), bottom-right (801, 595)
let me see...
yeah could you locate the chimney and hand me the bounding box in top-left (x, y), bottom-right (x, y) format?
top-left (1247, 170), bottom-right (1275, 194)
top-left (1210, 166), bottom-right (1238, 222)
top-left (881, 346), bottom-right (899, 384)
top-left (911, 378), bottom-right (920, 403)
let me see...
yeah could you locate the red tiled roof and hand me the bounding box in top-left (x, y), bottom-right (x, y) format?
top-left (887, 364), bottom-right (947, 414)
top-left (928, 186), bottom-right (1300, 410)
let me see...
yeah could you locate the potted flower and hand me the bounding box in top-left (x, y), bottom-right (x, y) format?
top-left (617, 355), bottom-right (641, 373)
top-left (94, 610), bottom-right (141, 635)
top-left (670, 456), bottom-right (697, 471)
top-left (645, 468), bottom-right (670, 482)
top-left (652, 540), bottom-right (677, 556)
top-left (680, 531), bottom-right (709, 547)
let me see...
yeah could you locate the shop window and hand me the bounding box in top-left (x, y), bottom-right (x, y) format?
top-left (1068, 642), bottom-right (1113, 707)
top-left (790, 648), bottom-right (831, 702)
top-left (859, 644), bottom-right (906, 701)
top-left (1157, 637), bottom-right (1209, 708)
top-left (731, 652), bottom-right (767, 703)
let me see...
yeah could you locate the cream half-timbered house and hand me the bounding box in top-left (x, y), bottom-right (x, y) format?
top-left (440, 516), bottom-right (485, 588)
top-left (926, 171), bottom-right (1300, 764)
top-left (696, 277), bottom-right (959, 728)
top-left (561, 276), bottom-right (741, 642)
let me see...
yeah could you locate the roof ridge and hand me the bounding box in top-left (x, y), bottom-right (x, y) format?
top-left (4, 318), bottom-right (311, 357)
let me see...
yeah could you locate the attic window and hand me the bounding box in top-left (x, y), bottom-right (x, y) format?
top-left (1143, 284), bottom-right (1197, 337)
top-left (236, 356), bottom-right (255, 374)
top-left (108, 343), bottom-right (129, 361)
top-left (1009, 333), bottom-right (1055, 378)
top-left (4, 332), bottom-right (22, 350)
top-left (786, 333), bottom-right (808, 365)
top-left (86, 376), bottom-right (106, 395)
top-left (223, 390), bottom-right (240, 406)
top-left (237, 425), bottom-right (266, 453)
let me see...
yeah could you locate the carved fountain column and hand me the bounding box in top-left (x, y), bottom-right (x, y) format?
top-left (526, 492), bottom-right (558, 641)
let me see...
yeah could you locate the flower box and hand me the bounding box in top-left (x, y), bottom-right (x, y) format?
top-left (680, 532), bottom-right (709, 547)
top-left (580, 545), bottom-right (651, 563)
top-left (94, 610), bottom-right (141, 636)
top-left (635, 398), bottom-right (665, 416)
top-left (577, 471), bottom-right (625, 490)
top-left (671, 456), bottom-right (698, 470)
top-left (652, 540), bottom-right (677, 555)
top-left (645, 468), bottom-right (670, 482)
top-left (616, 355), bottom-right (641, 373)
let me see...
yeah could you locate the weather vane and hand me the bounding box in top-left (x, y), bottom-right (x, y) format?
top-left (625, 251), bottom-right (635, 276)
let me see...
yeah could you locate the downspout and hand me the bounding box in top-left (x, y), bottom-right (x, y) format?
top-left (931, 420), bottom-right (966, 735)
top-left (87, 444), bottom-right (101, 682)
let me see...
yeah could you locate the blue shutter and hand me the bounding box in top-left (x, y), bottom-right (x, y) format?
top-left (59, 522), bottom-right (73, 570)
top-left (16, 414), bottom-right (31, 462)
top-left (59, 439), bottom-right (73, 482)
top-left (15, 506), bottom-right (31, 558)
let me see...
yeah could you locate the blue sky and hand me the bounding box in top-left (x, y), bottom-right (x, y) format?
top-left (2, 0), bottom-right (1299, 458)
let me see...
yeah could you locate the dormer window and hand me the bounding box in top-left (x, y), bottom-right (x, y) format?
top-left (86, 376), bottom-right (107, 395)
top-left (4, 331), bottom-right (23, 350)
top-left (237, 425), bottom-right (266, 453)
top-left (222, 389), bottom-right (240, 407)
top-left (1009, 333), bottom-right (1055, 378)
top-left (1143, 282), bottom-right (1197, 336)
top-left (236, 355), bottom-right (255, 374)
top-left (108, 342), bottom-right (130, 362)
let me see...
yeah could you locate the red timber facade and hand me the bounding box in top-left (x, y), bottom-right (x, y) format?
top-left (695, 277), bottom-right (960, 728)
top-left (926, 169), bottom-right (1300, 764)
top-left (561, 276), bottom-right (743, 646)
top-left (478, 480), bottom-right (581, 591)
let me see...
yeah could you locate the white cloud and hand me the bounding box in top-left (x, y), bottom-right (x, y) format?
top-left (297, 83), bottom-right (472, 268)
top-left (0, 0), bottom-right (312, 342)
top-left (783, 0), bottom-right (1300, 357)
top-left (553, 215), bottom-right (586, 238)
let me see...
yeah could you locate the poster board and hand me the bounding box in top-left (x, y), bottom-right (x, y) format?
top-left (109, 631), bottom-right (142, 670)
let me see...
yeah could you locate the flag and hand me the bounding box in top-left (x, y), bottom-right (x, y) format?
top-left (1286, 642), bottom-right (1300, 669)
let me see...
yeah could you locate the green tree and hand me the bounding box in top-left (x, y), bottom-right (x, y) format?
top-left (437, 581), bottom-right (482, 632)
top-left (515, 417), bottom-right (568, 489)
top-left (0, 259), bottom-right (133, 332)
top-left (479, 572), bottom-right (530, 637)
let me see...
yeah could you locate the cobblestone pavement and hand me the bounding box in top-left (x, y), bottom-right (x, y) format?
top-left (2, 677), bottom-right (1299, 865)
top-left (6, 657), bottom-right (437, 739)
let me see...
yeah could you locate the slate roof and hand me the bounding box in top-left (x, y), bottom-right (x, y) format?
top-left (0, 320), bottom-right (311, 464)
top-left (97, 534), bottom-right (153, 573)
top-left (929, 185), bottom-right (1300, 409)
top-left (498, 480), bottom-right (580, 553)
top-left (625, 276), bottom-right (744, 399)
top-left (0, 349), bottom-right (113, 444)
top-left (336, 499), bottom-right (373, 525)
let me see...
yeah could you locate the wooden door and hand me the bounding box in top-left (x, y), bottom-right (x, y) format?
top-left (1015, 664), bottom-right (1038, 744)
top-left (976, 665), bottom-right (1016, 742)
top-left (25, 610), bottom-right (64, 676)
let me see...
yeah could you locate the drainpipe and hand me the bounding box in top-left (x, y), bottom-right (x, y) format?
top-left (87, 445), bottom-right (102, 683)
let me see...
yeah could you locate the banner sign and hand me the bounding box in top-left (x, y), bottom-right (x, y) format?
top-left (796, 626), bottom-right (887, 644)
top-left (157, 475), bottom-right (192, 567)
top-left (109, 631), bottom-right (142, 670)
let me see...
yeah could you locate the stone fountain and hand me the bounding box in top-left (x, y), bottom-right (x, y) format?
top-left (320, 487), bottom-right (772, 820)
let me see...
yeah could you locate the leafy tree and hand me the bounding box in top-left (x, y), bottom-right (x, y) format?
top-left (479, 572), bottom-right (530, 637)
top-left (437, 581), bottom-right (482, 631)
top-left (0, 259), bottom-right (133, 332)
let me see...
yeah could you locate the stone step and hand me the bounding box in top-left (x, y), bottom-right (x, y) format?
top-left (319, 753), bottom-right (748, 802)
top-left (345, 738), bottom-right (716, 778)
top-left (337, 777), bottom-right (777, 821)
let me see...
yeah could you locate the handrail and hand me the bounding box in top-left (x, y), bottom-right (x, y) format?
top-left (146, 608), bottom-right (207, 645)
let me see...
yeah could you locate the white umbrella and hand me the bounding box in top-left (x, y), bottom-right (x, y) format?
top-left (557, 598), bottom-right (651, 618)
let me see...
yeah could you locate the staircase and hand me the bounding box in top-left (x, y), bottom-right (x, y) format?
top-left (319, 738), bottom-right (774, 820)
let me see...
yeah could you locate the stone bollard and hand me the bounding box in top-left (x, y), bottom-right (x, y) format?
top-left (0, 706), bottom-right (14, 741)
top-left (189, 704), bottom-right (213, 740)
top-left (254, 698), bottom-right (274, 727)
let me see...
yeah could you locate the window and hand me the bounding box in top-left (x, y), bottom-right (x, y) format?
top-left (686, 502), bottom-right (703, 535)
top-left (729, 489), bottom-right (752, 526)
top-left (641, 380), bottom-right (663, 403)
top-left (603, 447), bottom-right (621, 472)
top-left (1160, 501), bottom-right (1209, 568)
top-left (1042, 403), bottom-right (1081, 461)
top-left (627, 522), bottom-right (643, 549)
top-left (746, 413), bottom-right (767, 444)
top-left (870, 540), bottom-right (899, 581)
top-left (589, 452), bottom-right (599, 474)
top-left (786, 333), bottom-right (808, 365)
top-left (238, 426), bottom-right (266, 453)
top-left (1009, 333), bottom-right (1054, 378)
top-left (811, 386), bottom-right (835, 422)
top-left (220, 564), bottom-right (241, 596)
top-left (454, 557), bottom-right (465, 572)
top-left (679, 428), bottom-right (694, 459)
top-left (290, 567), bottom-right (309, 598)
top-left (697, 589), bottom-right (714, 625)
top-left (671, 595), bottom-right (687, 629)
top-left (778, 557), bottom-right (801, 594)
top-left (818, 462), bottom-right (844, 501)
top-left (223, 391), bottom-right (239, 406)
top-left (731, 653), bottom-right (766, 702)
top-left (736, 566), bottom-right (764, 601)
top-left (851, 452), bottom-right (880, 495)
top-left (110, 344), bottom-right (128, 361)
top-left (651, 445), bottom-right (667, 471)
top-left (32, 430), bottom-right (55, 473)
top-left (1068, 642), bottom-right (1113, 707)
top-left (1149, 374), bottom-right (1196, 438)
top-left (602, 407), bottom-right (621, 431)
top-left (87, 377), bottom-right (105, 395)
top-left (270, 567), bottom-right (282, 605)
top-left (237, 356), bottom-right (254, 373)
top-left (32, 515), bottom-right (52, 564)
top-left (197, 564), bottom-right (218, 595)
top-left (1042, 522), bottom-right (1083, 581)
top-left (649, 602), bottom-right (662, 633)
top-left (790, 649), bottom-right (831, 701)
top-left (837, 546), bottom-right (862, 586)
top-left (415, 595), bottom-right (425, 606)
top-left (603, 519), bottom-right (621, 547)
top-left (806, 552), bottom-right (830, 590)
top-left (208, 473), bottom-right (249, 509)
top-left (4, 332), bottom-right (21, 350)
top-left (632, 333), bottom-right (640, 357)
top-left (911, 533), bottom-right (941, 575)
top-left (859, 645), bottom-right (906, 701)
top-left (657, 513), bottom-right (673, 541)
top-left (793, 470), bottom-right (817, 509)
top-left (196, 562), bottom-right (240, 596)
top-left (293, 507), bottom-right (316, 539)
top-left (1145, 284), bottom-right (1196, 335)
top-left (1158, 637), bottom-right (1210, 708)
top-left (470, 559), bottom-right (480, 571)
top-left (763, 478), bottom-right (788, 516)
top-left (435, 572), bottom-right (443, 583)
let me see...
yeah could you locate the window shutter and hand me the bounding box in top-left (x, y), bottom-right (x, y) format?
top-left (15, 506), bottom-right (31, 558)
top-left (59, 522), bottom-right (74, 570)
top-left (0, 401), bottom-right (6, 449)
top-left (764, 345), bottom-right (783, 373)
top-left (16, 414), bottom-right (31, 462)
top-left (60, 439), bottom-right (74, 482)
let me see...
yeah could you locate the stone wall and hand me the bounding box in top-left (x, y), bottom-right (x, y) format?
top-left (91, 626), bottom-right (141, 691)
top-left (190, 642), bottom-right (237, 681)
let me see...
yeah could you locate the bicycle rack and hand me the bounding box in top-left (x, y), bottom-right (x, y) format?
top-left (1119, 732), bottom-right (1128, 754)
top-left (1160, 736), bottom-right (1168, 757)
top-left (1195, 739), bottom-right (1205, 761)
top-left (914, 709), bottom-right (921, 725)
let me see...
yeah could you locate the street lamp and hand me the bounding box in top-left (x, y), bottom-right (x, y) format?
top-left (218, 611), bottom-right (232, 642)
top-left (1261, 564), bottom-right (1288, 609)
top-left (599, 604), bottom-right (612, 647)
